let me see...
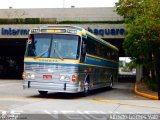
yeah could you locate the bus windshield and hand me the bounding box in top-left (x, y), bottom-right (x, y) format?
top-left (25, 34), bottom-right (80, 59)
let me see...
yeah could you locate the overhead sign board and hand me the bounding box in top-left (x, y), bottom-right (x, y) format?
top-left (1, 28), bottom-right (29, 35)
top-left (87, 27), bottom-right (125, 37)
top-left (0, 24), bottom-right (125, 38)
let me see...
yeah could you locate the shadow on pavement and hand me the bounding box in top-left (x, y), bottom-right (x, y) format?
top-left (28, 87), bottom-right (113, 99)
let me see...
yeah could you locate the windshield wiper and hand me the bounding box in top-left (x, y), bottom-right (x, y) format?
top-left (34, 49), bottom-right (49, 59)
top-left (53, 48), bottom-right (64, 60)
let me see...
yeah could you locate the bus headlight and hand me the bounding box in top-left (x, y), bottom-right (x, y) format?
top-left (60, 75), bottom-right (70, 82)
top-left (30, 74), bottom-right (35, 79)
top-left (26, 73), bottom-right (35, 80)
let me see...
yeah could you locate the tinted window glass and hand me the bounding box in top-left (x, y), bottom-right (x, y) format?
top-left (26, 34), bottom-right (51, 57)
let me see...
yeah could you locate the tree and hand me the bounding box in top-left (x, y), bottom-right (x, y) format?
top-left (115, 0), bottom-right (160, 99)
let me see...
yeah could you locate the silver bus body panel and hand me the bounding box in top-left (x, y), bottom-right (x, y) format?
top-left (23, 61), bottom-right (118, 93)
top-left (23, 80), bottom-right (81, 93)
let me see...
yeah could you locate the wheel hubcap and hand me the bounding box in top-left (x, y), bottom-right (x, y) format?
top-left (84, 82), bottom-right (89, 93)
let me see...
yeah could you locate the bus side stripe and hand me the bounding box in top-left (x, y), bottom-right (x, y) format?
top-left (24, 62), bottom-right (118, 69)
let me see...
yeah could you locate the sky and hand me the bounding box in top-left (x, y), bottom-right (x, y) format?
top-left (0, 0), bottom-right (119, 9)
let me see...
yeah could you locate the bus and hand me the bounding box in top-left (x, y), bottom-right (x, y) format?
top-left (22, 25), bottom-right (119, 96)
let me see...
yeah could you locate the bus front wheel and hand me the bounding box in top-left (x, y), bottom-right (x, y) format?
top-left (38, 91), bottom-right (48, 96)
top-left (81, 80), bottom-right (90, 97)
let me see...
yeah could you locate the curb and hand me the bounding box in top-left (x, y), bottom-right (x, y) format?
top-left (134, 82), bottom-right (158, 100)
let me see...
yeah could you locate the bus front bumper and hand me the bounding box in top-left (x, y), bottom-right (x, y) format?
top-left (23, 81), bottom-right (82, 93)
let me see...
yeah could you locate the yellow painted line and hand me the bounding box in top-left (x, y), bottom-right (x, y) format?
top-left (134, 82), bottom-right (158, 100)
top-left (92, 98), bottom-right (160, 109)
top-left (93, 98), bottom-right (120, 104)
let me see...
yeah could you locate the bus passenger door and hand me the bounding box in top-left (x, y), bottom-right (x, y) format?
top-left (80, 39), bottom-right (87, 63)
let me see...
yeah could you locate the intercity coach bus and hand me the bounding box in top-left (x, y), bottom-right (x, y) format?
top-left (22, 25), bottom-right (119, 96)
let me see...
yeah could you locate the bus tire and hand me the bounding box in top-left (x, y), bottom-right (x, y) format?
top-left (38, 91), bottom-right (48, 96)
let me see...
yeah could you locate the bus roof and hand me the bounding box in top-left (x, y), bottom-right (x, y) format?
top-left (30, 25), bottom-right (119, 52)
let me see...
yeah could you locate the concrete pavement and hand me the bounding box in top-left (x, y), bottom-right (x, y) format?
top-left (0, 80), bottom-right (159, 120)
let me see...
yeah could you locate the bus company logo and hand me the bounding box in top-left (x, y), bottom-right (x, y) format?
top-left (0, 28), bottom-right (29, 35)
top-left (87, 27), bottom-right (125, 37)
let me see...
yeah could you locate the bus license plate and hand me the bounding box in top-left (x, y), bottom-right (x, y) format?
top-left (43, 75), bottom-right (52, 79)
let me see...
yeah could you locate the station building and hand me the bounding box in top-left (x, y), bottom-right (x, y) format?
top-left (0, 7), bottom-right (125, 79)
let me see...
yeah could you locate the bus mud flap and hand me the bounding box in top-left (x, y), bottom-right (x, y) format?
top-left (64, 83), bottom-right (66, 90)
top-left (28, 81), bottom-right (30, 88)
